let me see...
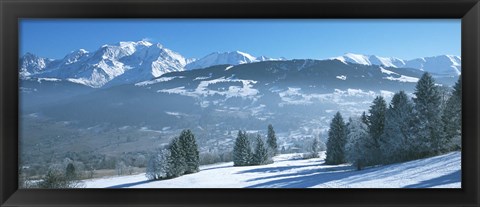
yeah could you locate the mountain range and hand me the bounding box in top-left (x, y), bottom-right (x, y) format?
top-left (20, 40), bottom-right (460, 88)
top-left (20, 43), bottom-right (463, 166)
top-left (331, 53), bottom-right (461, 77)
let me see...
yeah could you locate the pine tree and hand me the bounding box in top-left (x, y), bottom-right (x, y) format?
top-left (146, 148), bottom-right (170, 180)
top-left (325, 112), bottom-right (347, 165)
top-left (252, 135), bottom-right (269, 165)
top-left (442, 75), bottom-right (462, 150)
top-left (361, 111), bottom-right (369, 125)
top-left (167, 137), bottom-right (186, 178)
top-left (178, 129), bottom-right (200, 174)
top-left (345, 117), bottom-right (369, 170)
top-left (382, 91), bottom-right (415, 163)
top-left (367, 96), bottom-right (387, 162)
top-left (412, 72), bottom-right (444, 156)
top-left (310, 138), bottom-right (321, 158)
top-left (266, 124), bottom-right (278, 156)
top-left (233, 130), bottom-right (252, 166)
top-left (65, 163), bottom-right (76, 180)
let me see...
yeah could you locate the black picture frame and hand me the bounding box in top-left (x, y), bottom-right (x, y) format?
top-left (1, 0), bottom-right (479, 206)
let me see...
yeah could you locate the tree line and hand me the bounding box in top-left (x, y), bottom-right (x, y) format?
top-left (233, 124), bottom-right (278, 166)
top-left (325, 73), bottom-right (461, 170)
top-left (146, 124), bottom-right (280, 180)
top-left (146, 129), bottom-right (200, 180)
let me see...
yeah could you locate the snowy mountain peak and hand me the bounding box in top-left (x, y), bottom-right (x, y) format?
top-left (63, 49), bottom-right (90, 64)
top-left (21, 40), bottom-right (188, 88)
top-left (185, 51), bottom-right (285, 70)
top-left (118, 40), bottom-right (153, 48)
top-left (332, 53), bottom-right (461, 77)
top-left (19, 53), bottom-right (53, 78)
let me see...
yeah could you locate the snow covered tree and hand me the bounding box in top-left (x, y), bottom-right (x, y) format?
top-left (167, 137), bottom-right (186, 178)
top-left (65, 163), bottom-right (76, 180)
top-left (325, 112), bottom-right (347, 165)
top-left (442, 75), bottom-right (462, 150)
top-left (361, 111), bottom-right (368, 125)
top-left (412, 72), bottom-right (444, 157)
top-left (233, 130), bottom-right (252, 166)
top-left (252, 135), bottom-right (270, 165)
top-left (310, 138), bottom-right (321, 158)
top-left (366, 96), bottom-right (387, 163)
top-left (178, 129), bottom-right (200, 174)
top-left (267, 124), bottom-right (278, 156)
top-left (303, 137), bottom-right (323, 159)
top-left (382, 91), bottom-right (415, 163)
top-left (146, 148), bottom-right (170, 180)
top-left (345, 117), bottom-right (370, 170)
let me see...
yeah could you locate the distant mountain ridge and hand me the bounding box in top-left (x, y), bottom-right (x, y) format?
top-left (20, 40), bottom-right (460, 88)
top-left (20, 41), bottom-right (189, 88)
top-left (331, 53), bottom-right (461, 78)
top-left (185, 51), bottom-right (286, 70)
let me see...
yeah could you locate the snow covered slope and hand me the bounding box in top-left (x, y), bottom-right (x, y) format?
top-left (185, 51), bottom-right (285, 70)
top-left (84, 151), bottom-right (460, 188)
top-left (332, 53), bottom-right (461, 77)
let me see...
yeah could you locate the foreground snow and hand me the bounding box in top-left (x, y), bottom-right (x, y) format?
top-left (84, 151), bottom-right (460, 188)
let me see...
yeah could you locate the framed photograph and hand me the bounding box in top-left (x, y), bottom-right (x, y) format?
top-left (1, 0), bottom-right (479, 206)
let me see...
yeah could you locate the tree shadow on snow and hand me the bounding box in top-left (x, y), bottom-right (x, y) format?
top-left (201, 165), bottom-right (232, 171)
top-left (107, 179), bottom-right (155, 188)
top-left (403, 170), bottom-right (461, 188)
top-left (236, 163), bottom-right (323, 174)
top-left (244, 165), bottom-right (357, 188)
top-left (243, 154), bottom-right (460, 188)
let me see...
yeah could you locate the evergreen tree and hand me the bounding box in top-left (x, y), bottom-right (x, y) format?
top-left (178, 129), bottom-right (200, 174)
top-left (252, 135), bottom-right (269, 165)
top-left (442, 75), bottom-right (462, 150)
top-left (325, 112), bottom-right (347, 165)
top-left (345, 117), bottom-right (370, 170)
top-left (167, 137), bottom-right (186, 178)
top-left (412, 72), bottom-right (444, 156)
top-left (310, 137), bottom-right (321, 158)
top-left (382, 91), bottom-right (415, 163)
top-left (358, 96), bottom-right (387, 165)
top-left (233, 130), bottom-right (252, 166)
top-left (146, 148), bottom-right (170, 180)
top-left (65, 163), bottom-right (76, 180)
top-left (361, 111), bottom-right (369, 125)
top-left (266, 124), bottom-right (278, 156)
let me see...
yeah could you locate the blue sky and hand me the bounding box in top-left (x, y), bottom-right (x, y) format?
top-left (20, 19), bottom-right (460, 60)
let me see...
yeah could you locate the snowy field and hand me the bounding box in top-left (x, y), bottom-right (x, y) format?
top-left (84, 151), bottom-right (461, 188)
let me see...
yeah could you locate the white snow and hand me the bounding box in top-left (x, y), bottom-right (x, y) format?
top-left (36, 78), bottom-right (61, 83)
top-left (384, 75), bottom-right (419, 83)
top-left (135, 76), bottom-right (182, 86)
top-left (343, 53), bottom-right (371, 65)
top-left (157, 77), bottom-right (259, 100)
top-left (336, 75), bottom-right (347, 80)
top-left (278, 88), bottom-right (377, 106)
top-left (380, 90), bottom-right (395, 98)
top-left (83, 151), bottom-right (461, 188)
top-left (380, 67), bottom-right (398, 75)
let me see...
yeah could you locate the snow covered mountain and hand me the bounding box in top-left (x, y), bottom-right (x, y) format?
top-left (20, 41), bottom-right (459, 89)
top-left (185, 51), bottom-right (286, 70)
top-left (27, 59), bottom-right (430, 131)
top-left (20, 41), bottom-right (188, 88)
top-left (331, 53), bottom-right (461, 77)
top-left (19, 53), bottom-right (55, 78)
